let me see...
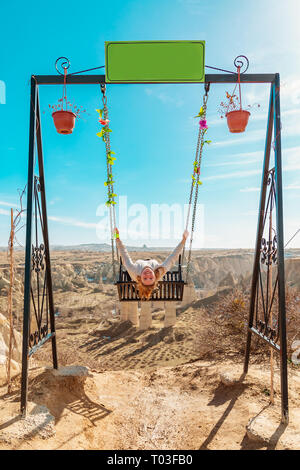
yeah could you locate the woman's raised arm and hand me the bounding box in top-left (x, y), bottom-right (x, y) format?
top-left (160, 230), bottom-right (189, 273)
top-left (114, 228), bottom-right (138, 280)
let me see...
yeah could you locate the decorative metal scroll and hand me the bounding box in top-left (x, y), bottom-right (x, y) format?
top-left (29, 176), bottom-right (50, 352)
top-left (55, 57), bottom-right (71, 75)
top-left (205, 55), bottom-right (249, 75)
top-left (253, 169), bottom-right (280, 349)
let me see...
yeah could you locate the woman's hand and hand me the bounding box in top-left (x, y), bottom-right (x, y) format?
top-left (182, 229), bottom-right (189, 241)
top-left (114, 227), bottom-right (120, 239)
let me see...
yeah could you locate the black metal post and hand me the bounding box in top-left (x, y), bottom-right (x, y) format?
top-left (35, 88), bottom-right (58, 370)
top-left (273, 74), bottom-right (289, 424)
top-left (244, 84), bottom-right (274, 373)
top-left (21, 76), bottom-right (37, 416)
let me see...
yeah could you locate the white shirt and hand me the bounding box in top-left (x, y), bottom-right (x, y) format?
top-left (116, 238), bottom-right (185, 282)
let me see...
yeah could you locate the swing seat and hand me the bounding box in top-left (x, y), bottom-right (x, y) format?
top-left (116, 255), bottom-right (185, 302)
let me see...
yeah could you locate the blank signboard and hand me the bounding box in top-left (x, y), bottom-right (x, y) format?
top-left (105, 41), bottom-right (205, 83)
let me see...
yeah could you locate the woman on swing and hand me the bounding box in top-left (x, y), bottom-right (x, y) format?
top-left (114, 228), bottom-right (189, 300)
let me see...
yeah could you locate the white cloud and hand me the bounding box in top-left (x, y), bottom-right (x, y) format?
top-left (145, 87), bottom-right (184, 107)
top-left (241, 210), bottom-right (258, 217)
top-left (206, 158), bottom-right (260, 168)
top-left (0, 208), bottom-right (10, 216)
top-left (48, 215), bottom-right (97, 229)
top-left (213, 129), bottom-right (265, 148)
top-left (240, 183), bottom-right (300, 193)
top-left (205, 150), bottom-right (263, 168)
top-left (281, 76), bottom-right (300, 107)
top-left (240, 187), bottom-right (260, 193)
top-left (282, 108), bottom-right (300, 119)
top-left (203, 144), bottom-right (300, 183)
top-left (285, 183), bottom-right (300, 190)
top-left (49, 197), bottom-right (62, 206)
top-left (284, 146), bottom-right (300, 171)
top-left (243, 88), bottom-right (268, 108)
top-left (231, 150), bottom-right (263, 160)
top-left (204, 169), bottom-right (261, 182)
top-left (0, 200), bottom-right (18, 208)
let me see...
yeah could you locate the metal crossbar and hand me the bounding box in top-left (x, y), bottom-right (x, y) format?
top-left (34, 73), bottom-right (276, 85)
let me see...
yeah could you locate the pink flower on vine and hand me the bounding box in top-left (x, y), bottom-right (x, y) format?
top-left (199, 119), bottom-right (208, 129)
top-left (99, 118), bottom-right (110, 125)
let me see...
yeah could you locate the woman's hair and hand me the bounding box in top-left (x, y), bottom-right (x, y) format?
top-left (136, 267), bottom-right (165, 300)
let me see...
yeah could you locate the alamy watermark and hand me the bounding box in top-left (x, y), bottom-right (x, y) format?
top-left (0, 80), bottom-right (6, 104)
top-left (96, 195), bottom-right (205, 247)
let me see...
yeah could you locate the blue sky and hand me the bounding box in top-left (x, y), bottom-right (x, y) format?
top-left (1, 0), bottom-right (300, 248)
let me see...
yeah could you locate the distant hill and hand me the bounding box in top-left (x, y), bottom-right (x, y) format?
top-left (0, 243), bottom-right (176, 253)
top-left (50, 243), bottom-right (176, 252)
top-left (0, 243), bottom-right (300, 257)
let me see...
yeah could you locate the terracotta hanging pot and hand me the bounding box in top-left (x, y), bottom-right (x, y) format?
top-left (226, 109), bottom-right (250, 133)
top-left (52, 110), bottom-right (76, 134)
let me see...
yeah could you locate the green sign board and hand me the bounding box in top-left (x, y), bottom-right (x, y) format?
top-left (105, 40), bottom-right (205, 83)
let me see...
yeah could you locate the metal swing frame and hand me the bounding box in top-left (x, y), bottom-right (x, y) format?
top-left (22, 64), bottom-right (288, 424)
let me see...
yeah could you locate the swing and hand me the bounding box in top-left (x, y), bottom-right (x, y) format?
top-left (117, 255), bottom-right (184, 302)
top-left (101, 83), bottom-right (210, 302)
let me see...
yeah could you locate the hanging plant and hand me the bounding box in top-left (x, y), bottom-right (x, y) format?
top-left (50, 69), bottom-right (87, 134)
top-left (218, 67), bottom-right (260, 133)
top-left (49, 99), bottom-right (87, 134)
top-left (96, 107), bottom-right (117, 206)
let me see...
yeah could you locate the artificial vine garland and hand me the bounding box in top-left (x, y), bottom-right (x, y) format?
top-left (96, 108), bottom-right (117, 206)
top-left (192, 105), bottom-right (211, 186)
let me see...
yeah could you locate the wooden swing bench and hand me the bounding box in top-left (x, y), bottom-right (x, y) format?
top-left (116, 255), bottom-right (185, 302)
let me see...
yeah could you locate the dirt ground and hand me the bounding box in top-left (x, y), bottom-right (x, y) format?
top-left (0, 358), bottom-right (300, 450)
top-left (1, 249), bottom-right (300, 450)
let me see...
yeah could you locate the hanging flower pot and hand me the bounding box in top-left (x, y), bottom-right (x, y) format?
top-left (226, 109), bottom-right (250, 133)
top-left (218, 63), bottom-right (260, 134)
top-left (48, 63), bottom-right (87, 134)
top-left (52, 110), bottom-right (76, 134)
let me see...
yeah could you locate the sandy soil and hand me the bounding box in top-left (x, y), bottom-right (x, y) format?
top-left (0, 359), bottom-right (299, 450)
top-left (1, 249), bottom-right (300, 450)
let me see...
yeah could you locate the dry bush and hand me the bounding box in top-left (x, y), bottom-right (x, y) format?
top-left (285, 287), bottom-right (300, 361)
top-left (33, 340), bottom-right (102, 371)
top-left (199, 286), bottom-right (300, 364)
top-left (196, 288), bottom-right (255, 361)
top-left (209, 289), bottom-right (249, 334)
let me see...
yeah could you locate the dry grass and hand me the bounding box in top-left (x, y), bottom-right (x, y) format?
top-left (201, 286), bottom-right (300, 365)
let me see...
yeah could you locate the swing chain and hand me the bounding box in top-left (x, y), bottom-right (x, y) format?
top-left (101, 83), bottom-right (107, 106)
top-left (185, 86), bottom-right (209, 283)
top-left (184, 90), bottom-right (209, 233)
top-left (205, 82), bottom-right (210, 96)
top-left (100, 84), bottom-right (118, 280)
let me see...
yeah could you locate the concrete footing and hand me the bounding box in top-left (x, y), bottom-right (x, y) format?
top-left (181, 284), bottom-right (197, 307)
top-left (164, 303), bottom-right (177, 328)
top-left (120, 302), bottom-right (129, 321)
top-left (119, 300), bottom-right (178, 330)
top-left (128, 302), bottom-right (139, 326)
top-left (139, 302), bottom-right (152, 330)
